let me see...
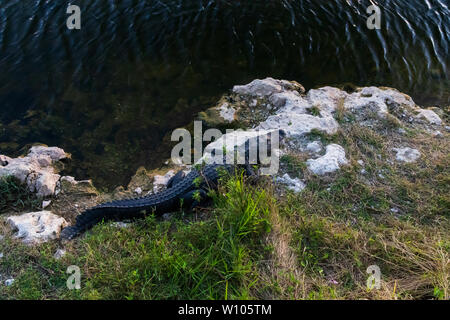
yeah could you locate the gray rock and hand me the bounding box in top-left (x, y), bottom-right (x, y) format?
top-left (307, 144), bottom-right (348, 175)
top-left (152, 170), bottom-right (176, 193)
top-left (6, 211), bottom-right (68, 244)
top-left (59, 176), bottom-right (98, 196)
top-left (277, 174), bottom-right (306, 193)
top-left (432, 131), bottom-right (443, 138)
top-left (111, 222), bottom-right (130, 228)
top-left (306, 141), bottom-right (323, 154)
top-left (393, 147), bottom-right (421, 163)
top-left (415, 109), bottom-right (442, 125)
top-left (233, 78), bottom-right (284, 97)
top-left (218, 103), bottom-right (236, 123)
top-left (42, 200), bottom-right (52, 209)
top-left (4, 279), bottom-right (14, 286)
top-left (0, 146), bottom-right (69, 197)
top-left (53, 249), bottom-right (66, 260)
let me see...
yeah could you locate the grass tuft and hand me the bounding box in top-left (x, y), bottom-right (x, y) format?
top-left (0, 176), bottom-right (41, 214)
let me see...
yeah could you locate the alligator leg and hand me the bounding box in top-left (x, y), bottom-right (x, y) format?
top-left (167, 170), bottom-right (186, 188)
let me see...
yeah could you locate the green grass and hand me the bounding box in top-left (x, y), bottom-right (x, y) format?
top-left (0, 124), bottom-right (448, 300)
top-left (0, 172), bottom-right (273, 300)
top-left (0, 176), bottom-right (41, 214)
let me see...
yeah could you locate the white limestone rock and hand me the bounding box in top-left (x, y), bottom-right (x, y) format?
top-left (152, 170), bottom-right (176, 193)
top-left (0, 146), bottom-right (69, 197)
top-left (53, 249), bottom-right (66, 260)
top-left (200, 129), bottom-right (279, 163)
top-left (219, 103), bottom-right (236, 123)
top-left (4, 279), bottom-right (14, 286)
top-left (6, 211), bottom-right (68, 244)
top-left (111, 222), bottom-right (131, 229)
top-left (257, 113), bottom-right (339, 136)
top-left (307, 144), bottom-right (348, 175)
top-left (393, 147), bottom-right (421, 163)
top-left (42, 200), bottom-right (52, 209)
top-left (415, 109), bottom-right (442, 125)
top-left (59, 176), bottom-right (98, 196)
top-left (277, 174), bottom-right (306, 193)
top-left (269, 90), bottom-right (310, 112)
top-left (344, 87), bottom-right (416, 118)
top-left (306, 86), bottom-right (348, 114)
top-left (306, 141), bottom-right (323, 154)
top-left (233, 78), bottom-right (286, 97)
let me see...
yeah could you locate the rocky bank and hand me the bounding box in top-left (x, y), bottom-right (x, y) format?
top-left (0, 78), bottom-right (447, 245)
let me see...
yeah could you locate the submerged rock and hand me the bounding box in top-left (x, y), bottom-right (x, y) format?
top-left (6, 211), bottom-right (68, 244)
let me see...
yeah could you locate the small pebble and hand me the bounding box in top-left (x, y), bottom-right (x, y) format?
top-left (111, 222), bottom-right (130, 228)
top-left (53, 249), bottom-right (66, 260)
top-left (5, 279), bottom-right (14, 286)
top-left (134, 187), bottom-right (142, 195)
top-left (42, 200), bottom-right (52, 209)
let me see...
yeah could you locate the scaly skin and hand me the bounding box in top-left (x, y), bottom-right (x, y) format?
top-left (60, 163), bottom-right (235, 240)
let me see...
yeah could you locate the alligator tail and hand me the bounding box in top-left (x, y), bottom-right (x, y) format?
top-left (60, 207), bottom-right (123, 240)
top-left (60, 225), bottom-right (81, 240)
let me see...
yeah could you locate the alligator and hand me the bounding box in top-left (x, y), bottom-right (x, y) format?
top-left (59, 161), bottom-right (255, 240)
top-left (60, 130), bottom-right (284, 240)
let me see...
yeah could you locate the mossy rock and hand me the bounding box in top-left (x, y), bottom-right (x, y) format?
top-left (60, 177), bottom-right (99, 196)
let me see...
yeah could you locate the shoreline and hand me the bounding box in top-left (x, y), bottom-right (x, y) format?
top-left (0, 78), bottom-right (448, 299)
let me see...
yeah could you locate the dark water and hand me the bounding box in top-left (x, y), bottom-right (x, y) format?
top-left (0, 0), bottom-right (448, 189)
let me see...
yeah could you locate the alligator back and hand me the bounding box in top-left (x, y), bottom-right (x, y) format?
top-left (60, 163), bottom-right (230, 240)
